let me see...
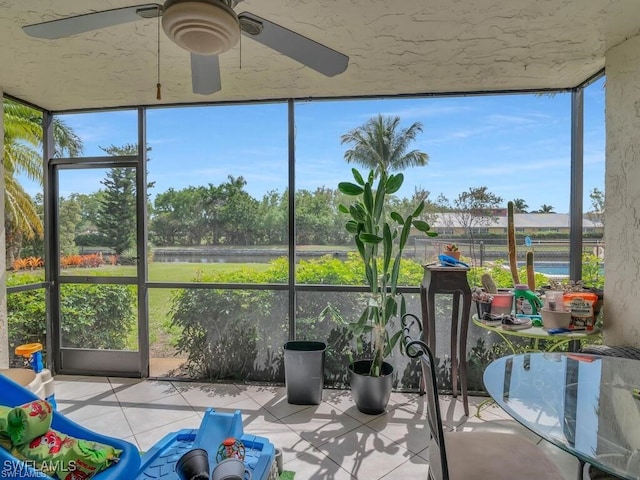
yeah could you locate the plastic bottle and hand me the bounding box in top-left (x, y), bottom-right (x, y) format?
top-left (514, 284), bottom-right (543, 315)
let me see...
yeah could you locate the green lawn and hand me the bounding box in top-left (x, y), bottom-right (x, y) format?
top-left (146, 262), bottom-right (272, 353)
top-left (16, 262), bottom-right (274, 353)
top-left (59, 261), bottom-right (272, 279)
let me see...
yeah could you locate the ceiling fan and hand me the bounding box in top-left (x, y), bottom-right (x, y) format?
top-left (22, 0), bottom-right (349, 96)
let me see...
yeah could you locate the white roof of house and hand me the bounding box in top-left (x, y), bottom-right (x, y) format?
top-left (432, 213), bottom-right (603, 229)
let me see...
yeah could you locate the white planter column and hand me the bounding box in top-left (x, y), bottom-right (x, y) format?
top-left (0, 86), bottom-right (8, 368)
top-left (604, 33), bottom-right (640, 345)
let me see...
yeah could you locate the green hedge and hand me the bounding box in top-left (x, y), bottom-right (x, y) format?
top-left (7, 273), bottom-right (136, 359)
top-left (169, 254), bottom-right (560, 384)
top-left (170, 254), bottom-right (425, 383)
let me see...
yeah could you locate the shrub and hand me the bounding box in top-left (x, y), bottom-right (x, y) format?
top-left (59, 283), bottom-right (135, 349)
top-left (60, 255), bottom-right (83, 268)
top-left (581, 253), bottom-right (605, 289)
top-left (7, 273), bottom-right (136, 356)
top-left (12, 254), bottom-right (107, 271)
top-left (11, 257), bottom-right (44, 271)
top-left (79, 253), bottom-right (105, 268)
top-left (171, 287), bottom-right (268, 380)
top-left (170, 254), bottom-right (427, 384)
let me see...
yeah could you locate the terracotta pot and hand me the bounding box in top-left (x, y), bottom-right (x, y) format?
top-left (444, 250), bottom-right (461, 260)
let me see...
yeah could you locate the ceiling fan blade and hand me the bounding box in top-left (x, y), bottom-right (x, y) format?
top-left (238, 12), bottom-right (348, 77)
top-left (191, 53), bottom-right (222, 95)
top-left (23, 4), bottom-right (161, 39)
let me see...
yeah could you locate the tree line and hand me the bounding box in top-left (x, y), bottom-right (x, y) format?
top-left (22, 173), bottom-right (604, 260)
top-left (4, 101), bottom-right (605, 261)
top-left (25, 174), bottom-right (440, 256)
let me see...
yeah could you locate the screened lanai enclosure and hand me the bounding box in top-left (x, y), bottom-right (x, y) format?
top-left (4, 91), bottom-right (604, 389)
top-left (1, 1), bottom-right (640, 391)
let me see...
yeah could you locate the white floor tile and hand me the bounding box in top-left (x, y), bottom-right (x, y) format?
top-left (172, 381), bottom-right (249, 409)
top-left (48, 377), bottom-right (580, 480)
top-left (456, 415), bottom-right (543, 444)
top-left (316, 423), bottom-right (412, 479)
top-left (243, 416), bottom-right (316, 458)
top-left (258, 395), bottom-right (315, 421)
top-left (53, 376), bottom-right (114, 401)
top-left (380, 454), bottom-right (431, 478)
top-left (110, 377), bottom-right (178, 405)
top-left (366, 402), bottom-right (430, 454)
top-left (238, 384), bottom-right (287, 406)
top-left (75, 407), bottom-right (134, 440)
top-left (123, 393), bottom-right (197, 435)
top-left (537, 439), bottom-right (584, 480)
top-left (282, 449), bottom-right (355, 479)
top-left (278, 401), bottom-right (362, 448)
top-left (56, 393), bottom-right (122, 423)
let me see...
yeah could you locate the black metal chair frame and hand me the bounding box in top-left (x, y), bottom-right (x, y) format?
top-left (401, 313), bottom-right (567, 480)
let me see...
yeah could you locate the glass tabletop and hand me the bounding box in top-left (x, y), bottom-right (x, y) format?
top-left (484, 353), bottom-right (640, 480)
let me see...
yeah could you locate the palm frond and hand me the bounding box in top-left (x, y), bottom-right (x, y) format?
top-left (4, 141), bottom-right (43, 182)
top-left (341, 115), bottom-right (428, 176)
top-left (4, 175), bottom-right (43, 239)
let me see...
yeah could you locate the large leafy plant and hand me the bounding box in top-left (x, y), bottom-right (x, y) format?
top-left (337, 168), bottom-right (437, 376)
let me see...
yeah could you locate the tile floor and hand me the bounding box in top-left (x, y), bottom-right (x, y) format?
top-left (54, 376), bottom-right (581, 479)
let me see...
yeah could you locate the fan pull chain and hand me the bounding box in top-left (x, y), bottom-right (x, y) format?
top-left (156, 7), bottom-right (162, 100)
top-left (239, 31), bottom-right (242, 70)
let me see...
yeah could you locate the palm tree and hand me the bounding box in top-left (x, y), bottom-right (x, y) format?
top-left (3, 99), bottom-right (83, 263)
top-left (537, 204), bottom-right (555, 213)
top-left (340, 114), bottom-right (428, 176)
top-left (512, 198), bottom-right (528, 213)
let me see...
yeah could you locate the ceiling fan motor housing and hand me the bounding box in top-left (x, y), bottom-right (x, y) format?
top-left (162, 0), bottom-right (240, 55)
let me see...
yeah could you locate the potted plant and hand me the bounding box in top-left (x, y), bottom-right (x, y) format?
top-left (326, 168), bottom-right (436, 414)
top-left (471, 286), bottom-right (493, 317)
top-left (444, 243), bottom-right (460, 260)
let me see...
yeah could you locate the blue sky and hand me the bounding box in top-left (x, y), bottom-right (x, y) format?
top-left (51, 77), bottom-right (605, 214)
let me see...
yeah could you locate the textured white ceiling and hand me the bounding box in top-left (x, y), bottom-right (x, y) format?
top-left (1, 0), bottom-right (639, 112)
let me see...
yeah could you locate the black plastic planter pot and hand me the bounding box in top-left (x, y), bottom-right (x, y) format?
top-left (176, 448), bottom-right (210, 480)
top-left (284, 341), bottom-right (327, 405)
top-left (475, 301), bottom-right (492, 318)
top-left (348, 360), bottom-right (394, 415)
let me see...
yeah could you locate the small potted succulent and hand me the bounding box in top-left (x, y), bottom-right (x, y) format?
top-left (471, 286), bottom-right (493, 317)
top-left (444, 243), bottom-right (461, 260)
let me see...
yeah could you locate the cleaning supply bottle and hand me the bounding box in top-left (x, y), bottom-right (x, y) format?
top-left (514, 284), bottom-right (542, 315)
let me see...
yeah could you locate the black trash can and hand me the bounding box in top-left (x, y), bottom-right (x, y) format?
top-left (283, 341), bottom-right (326, 405)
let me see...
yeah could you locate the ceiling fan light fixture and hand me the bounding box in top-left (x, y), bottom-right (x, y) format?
top-left (162, 0), bottom-right (240, 56)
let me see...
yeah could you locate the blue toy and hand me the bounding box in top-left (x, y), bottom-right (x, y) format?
top-left (14, 343), bottom-right (57, 409)
top-left (438, 254), bottom-right (469, 268)
top-left (0, 374), bottom-right (140, 479)
top-left (137, 408), bottom-right (275, 480)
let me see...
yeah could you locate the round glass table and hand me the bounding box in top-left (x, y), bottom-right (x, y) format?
top-left (484, 353), bottom-right (640, 480)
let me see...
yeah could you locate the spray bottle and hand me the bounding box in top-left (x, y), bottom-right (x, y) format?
top-left (513, 284), bottom-right (543, 315)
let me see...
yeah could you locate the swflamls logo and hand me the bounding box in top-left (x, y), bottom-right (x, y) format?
top-left (2, 460), bottom-right (77, 478)
top-left (2, 460), bottom-right (47, 478)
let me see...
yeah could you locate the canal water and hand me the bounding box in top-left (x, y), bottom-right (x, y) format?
top-left (152, 250), bottom-right (349, 264)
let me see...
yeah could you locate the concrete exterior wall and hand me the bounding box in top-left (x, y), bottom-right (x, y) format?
top-left (0, 86), bottom-right (8, 368)
top-left (603, 34), bottom-right (640, 345)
